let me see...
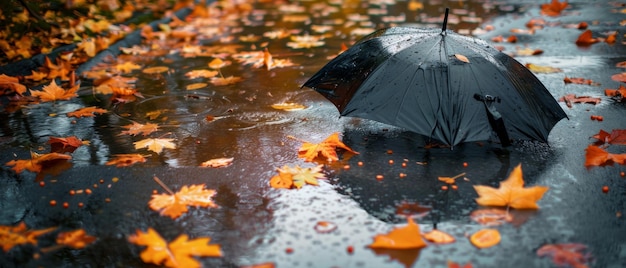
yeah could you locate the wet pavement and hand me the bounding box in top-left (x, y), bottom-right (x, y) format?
top-left (1, 0), bottom-right (626, 267)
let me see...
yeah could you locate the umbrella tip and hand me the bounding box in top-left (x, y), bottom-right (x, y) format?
top-left (441, 8), bottom-right (449, 34)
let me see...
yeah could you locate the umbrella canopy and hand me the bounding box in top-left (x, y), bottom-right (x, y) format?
top-left (303, 9), bottom-right (567, 147)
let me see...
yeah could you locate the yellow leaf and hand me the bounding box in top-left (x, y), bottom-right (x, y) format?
top-left (56, 229), bottom-right (96, 249)
top-left (30, 80), bottom-right (79, 102)
top-left (134, 138), bottom-right (176, 154)
top-left (148, 183), bottom-right (218, 219)
top-left (128, 228), bottom-right (222, 268)
top-left (297, 132), bottom-right (358, 162)
top-left (525, 63), bottom-right (562, 73)
top-left (271, 102), bottom-right (306, 111)
top-left (0, 222), bottom-right (57, 252)
top-left (473, 164), bottom-right (548, 209)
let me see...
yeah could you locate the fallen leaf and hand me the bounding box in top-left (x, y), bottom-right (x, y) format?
top-left (121, 122), bottom-right (159, 136)
top-left (297, 132), bottom-right (359, 162)
top-left (128, 228), bottom-right (222, 267)
top-left (105, 154), bottom-right (148, 167)
top-left (269, 165), bottom-right (326, 189)
top-left (611, 72), bottom-right (626, 83)
top-left (134, 138), bottom-right (176, 154)
top-left (438, 172), bottom-right (466, 184)
top-left (605, 85), bottom-right (626, 100)
top-left (241, 262), bottom-right (276, 268)
top-left (115, 62), bottom-right (142, 73)
top-left (447, 260), bottom-right (473, 268)
top-left (200, 157), bottom-right (234, 168)
top-left (185, 70), bottom-right (218, 79)
top-left (525, 63), bottom-right (562, 73)
top-left (616, 61), bottom-right (626, 68)
top-left (287, 35), bottom-right (325, 49)
top-left (585, 145), bottom-right (626, 167)
top-left (48, 136), bottom-right (83, 153)
top-left (559, 94), bottom-right (601, 108)
top-left (0, 74), bottom-right (27, 95)
top-left (56, 229), bottom-right (96, 249)
top-left (271, 102), bottom-right (306, 111)
top-left (563, 76), bottom-right (600, 85)
top-left (67, 106), bottom-right (108, 117)
top-left (186, 82), bottom-right (208, 90)
top-left (515, 47), bottom-right (543, 56)
top-left (470, 229), bottom-right (501, 249)
top-left (575, 30), bottom-right (599, 46)
top-left (149, 183), bottom-right (218, 219)
top-left (470, 209), bottom-right (513, 226)
top-left (6, 152), bottom-right (72, 174)
top-left (142, 66), bottom-right (170, 74)
top-left (422, 229), bottom-right (455, 244)
top-left (30, 80), bottom-right (79, 102)
top-left (210, 76), bottom-right (242, 86)
top-left (591, 129), bottom-right (626, 145)
top-left (208, 58), bottom-right (229, 69)
top-left (454, 54), bottom-right (470, 63)
top-left (537, 243), bottom-right (592, 268)
top-left (473, 164), bottom-right (549, 209)
top-left (369, 218), bottom-right (427, 249)
top-left (541, 0), bottom-right (568, 16)
top-left (0, 222), bottom-right (57, 252)
top-left (313, 221), bottom-right (338, 234)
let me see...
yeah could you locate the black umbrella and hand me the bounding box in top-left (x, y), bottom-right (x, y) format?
top-left (303, 9), bottom-right (567, 148)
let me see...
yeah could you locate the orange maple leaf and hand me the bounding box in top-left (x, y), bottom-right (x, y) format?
top-left (128, 228), bottom-right (222, 268)
top-left (30, 80), bottom-right (79, 102)
top-left (56, 229), bottom-right (96, 249)
top-left (66, 106), bottom-right (108, 117)
top-left (210, 76), bottom-right (242, 86)
top-left (120, 122), bottom-right (159, 136)
top-left (105, 154), bottom-right (148, 167)
top-left (297, 132), bottom-right (358, 162)
top-left (149, 183), bottom-right (218, 219)
top-left (473, 164), bottom-right (549, 209)
top-left (369, 218), bottom-right (427, 249)
top-left (585, 145), bottom-right (626, 167)
top-left (591, 129), bottom-right (626, 145)
top-left (605, 85), bottom-right (626, 99)
top-left (6, 152), bottom-right (72, 174)
top-left (48, 136), bottom-right (84, 153)
top-left (575, 30), bottom-right (599, 46)
top-left (0, 222), bottom-right (57, 252)
top-left (0, 74), bottom-right (27, 95)
top-left (540, 0), bottom-right (568, 17)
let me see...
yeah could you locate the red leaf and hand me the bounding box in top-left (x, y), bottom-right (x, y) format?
top-left (611, 72), bottom-right (626, 83)
top-left (575, 30), bottom-right (599, 46)
top-left (591, 129), bottom-right (626, 145)
top-left (537, 243), bottom-right (592, 268)
top-left (558, 94), bottom-right (601, 108)
top-left (585, 145), bottom-right (626, 167)
top-left (48, 136), bottom-right (83, 153)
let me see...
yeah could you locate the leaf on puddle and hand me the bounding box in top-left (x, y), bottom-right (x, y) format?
top-left (6, 152), bottom-right (72, 174)
top-left (269, 165), bottom-right (325, 189)
top-left (0, 222), bottom-right (57, 252)
top-left (185, 70), bottom-right (218, 79)
top-left (56, 229), bottom-right (96, 249)
top-left (541, 0), bottom-right (568, 17)
top-left (470, 229), bottom-right (501, 249)
top-left (369, 218), bottom-right (427, 249)
top-left (149, 183), bottom-right (218, 219)
top-left (105, 154), bottom-right (148, 167)
top-left (591, 129), bottom-right (626, 145)
top-left (48, 136), bottom-right (83, 153)
top-left (473, 164), bottom-right (549, 209)
top-left (186, 82), bottom-right (208, 90)
top-left (611, 72), bottom-right (626, 83)
top-left (584, 145), bottom-right (626, 167)
top-left (563, 76), bottom-right (600, 86)
top-left (271, 102), bottom-right (306, 111)
top-left (605, 85), bottom-right (626, 99)
top-left (142, 66), bottom-right (170, 74)
top-left (134, 138), bottom-right (176, 154)
top-left (575, 30), bottom-right (599, 46)
top-left (470, 208), bottom-right (513, 226)
top-left (121, 122), bottom-right (159, 136)
top-left (438, 172), bottom-right (466, 184)
top-left (30, 80), bottom-right (79, 102)
top-left (67, 106), bottom-right (108, 118)
top-left (210, 76), bottom-right (242, 86)
top-left (128, 228), bottom-right (222, 267)
top-left (422, 229), bottom-right (455, 244)
top-left (558, 94), bottom-right (601, 108)
top-left (313, 221), bottom-right (338, 234)
top-left (296, 132), bottom-right (358, 162)
top-left (514, 47), bottom-right (543, 56)
top-left (525, 63), bottom-right (562, 73)
top-left (115, 62), bottom-right (141, 73)
top-left (537, 243), bottom-right (592, 268)
top-left (0, 74), bottom-right (27, 95)
top-left (200, 157), bottom-right (233, 168)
